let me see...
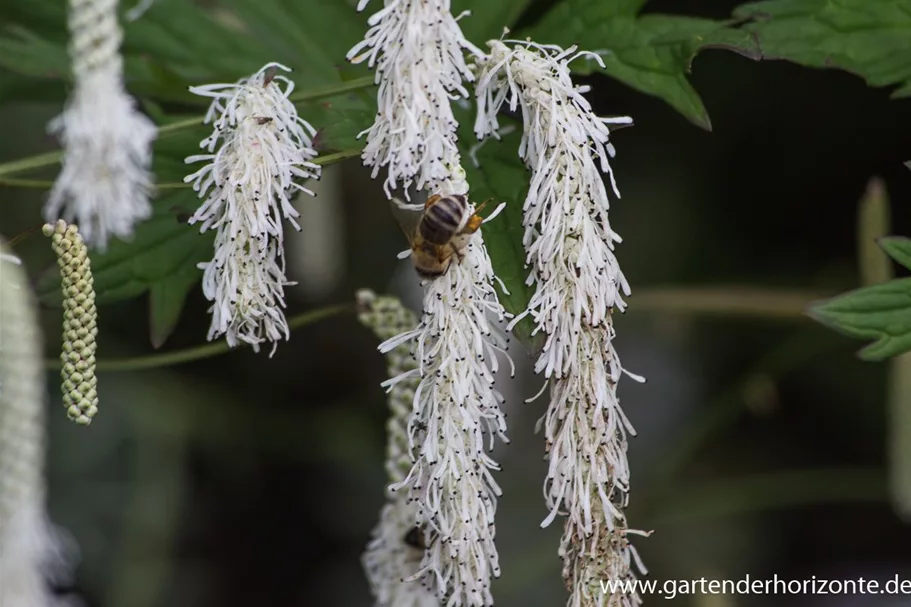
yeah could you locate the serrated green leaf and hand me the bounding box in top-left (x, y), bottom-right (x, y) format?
top-left (149, 260), bottom-right (202, 349)
top-left (808, 277), bottom-right (911, 361)
top-left (523, 2), bottom-right (761, 129)
top-left (879, 237), bottom-right (911, 271)
top-left (459, 125), bottom-right (541, 351)
top-left (734, 0), bottom-right (911, 96)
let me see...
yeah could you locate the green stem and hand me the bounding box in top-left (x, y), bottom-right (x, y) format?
top-left (45, 304), bottom-right (350, 372)
top-left (632, 286), bottom-right (831, 319)
top-left (641, 468), bottom-right (886, 526)
top-left (0, 148), bottom-right (363, 191)
top-left (0, 76), bottom-right (374, 178)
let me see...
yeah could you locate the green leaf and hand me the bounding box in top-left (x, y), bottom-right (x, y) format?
top-left (523, 1), bottom-right (760, 129)
top-left (459, 124), bottom-right (541, 351)
top-left (148, 263), bottom-right (200, 348)
top-left (459, 0), bottom-right (536, 45)
top-left (304, 96), bottom-right (375, 153)
top-left (221, 0), bottom-right (365, 85)
top-left (879, 236), bottom-right (911, 271)
top-left (809, 238), bottom-right (911, 361)
top-left (734, 0), bottom-right (911, 96)
top-left (36, 189), bottom-right (212, 307)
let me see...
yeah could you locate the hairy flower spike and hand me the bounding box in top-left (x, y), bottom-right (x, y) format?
top-left (379, 211), bottom-right (513, 607)
top-left (185, 62), bottom-right (321, 355)
top-left (0, 238), bottom-right (77, 607)
top-left (46, 0), bottom-right (156, 249)
top-left (347, 0), bottom-right (481, 197)
top-left (475, 40), bottom-right (644, 607)
top-left (43, 220), bottom-right (99, 426)
top-left (357, 290), bottom-right (438, 607)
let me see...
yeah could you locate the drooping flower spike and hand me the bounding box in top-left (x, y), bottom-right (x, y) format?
top-left (0, 239), bottom-right (77, 607)
top-left (185, 62), bottom-right (321, 356)
top-left (475, 40), bottom-right (646, 607)
top-left (46, 0), bottom-right (157, 250)
top-left (378, 217), bottom-right (514, 607)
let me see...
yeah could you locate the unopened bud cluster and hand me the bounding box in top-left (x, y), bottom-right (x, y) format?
top-left (357, 290), bottom-right (438, 606)
top-left (356, 290), bottom-right (420, 485)
top-left (43, 220), bottom-right (98, 425)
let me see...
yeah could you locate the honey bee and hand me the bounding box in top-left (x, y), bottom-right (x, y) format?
top-left (391, 193), bottom-right (489, 279)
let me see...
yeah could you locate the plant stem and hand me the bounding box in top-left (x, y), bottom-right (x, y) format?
top-left (632, 286), bottom-right (831, 319)
top-left (0, 76), bottom-right (374, 178)
top-left (45, 304), bottom-right (350, 372)
top-left (0, 148), bottom-right (363, 191)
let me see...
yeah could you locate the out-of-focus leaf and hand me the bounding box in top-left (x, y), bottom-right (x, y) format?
top-left (460, 0), bottom-right (536, 46)
top-left (523, 0), bottom-right (761, 129)
top-left (148, 262), bottom-right (201, 349)
top-left (734, 0), bottom-right (911, 97)
top-left (221, 0), bottom-right (365, 85)
top-left (0, 26), bottom-right (69, 81)
top-left (305, 96), bottom-right (375, 153)
top-left (36, 189), bottom-right (213, 306)
top-left (808, 237), bottom-right (911, 361)
top-left (459, 124), bottom-right (540, 351)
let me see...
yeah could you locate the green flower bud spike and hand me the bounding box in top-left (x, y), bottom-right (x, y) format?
top-left (43, 220), bottom-right (98, 425)
top-left (355, 289), bottom-right (419, 486)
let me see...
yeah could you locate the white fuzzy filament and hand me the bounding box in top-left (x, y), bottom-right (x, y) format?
top-left (46, 0), bottom-right (157, 250)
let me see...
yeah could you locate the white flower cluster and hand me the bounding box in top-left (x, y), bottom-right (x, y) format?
top-left (475, 40), bottom-right (645, 607)
top-left (357, 290), bottom-right (438, 607)
top-left (185, 63), bottom-right (321, 355)
top-left (347, 0), bottom-right (481, 198)
top-left (46, 0), bottom-right (156, 250)
top-left (379, 230), bottom-right (512, 607)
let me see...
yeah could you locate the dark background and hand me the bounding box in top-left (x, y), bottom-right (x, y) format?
top-left (2, 0), bottom-right (911, 605)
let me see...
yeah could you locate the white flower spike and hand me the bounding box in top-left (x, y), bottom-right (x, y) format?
top-left (475, 40), bottom-right (645, 607)
top-left (185, 63), bottom-right (321, 356)
top-left (378, 187), bottom-right (513, 606)
top-left (0, 242), bottom-right (77, 607)
top-left (347, 0), bottom-right (481, 198)
top-left (46, 0), bottom-right (157, 250)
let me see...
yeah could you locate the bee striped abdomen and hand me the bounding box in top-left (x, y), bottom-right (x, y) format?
top-left (419, 195), bottom-right (467, 245)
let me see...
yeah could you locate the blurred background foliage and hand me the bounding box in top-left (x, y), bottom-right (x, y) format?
top-left (1, 0), bottom-right (911, 605)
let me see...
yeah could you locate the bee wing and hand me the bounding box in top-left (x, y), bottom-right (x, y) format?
top-left (389, 197), bottom-right (424, 245)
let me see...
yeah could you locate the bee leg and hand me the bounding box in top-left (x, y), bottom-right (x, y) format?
top-left (462, 198), bottom-right (494, 234)
top-left (464, 214), bottom-right (484, 233)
